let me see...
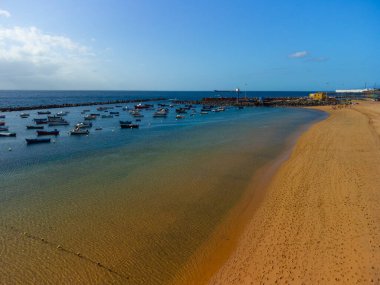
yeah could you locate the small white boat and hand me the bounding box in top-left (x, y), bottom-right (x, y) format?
top-left (84, 114), bottom-right (97, 120)
top-left (0, 132), bottom-right (16, 137)
top-left (153, 108), bottom-right (168, 118)
top-left (56, 111), bottom-right (69, 116)
top-left (70, 128), bottom-right (89, 135)
top-left (20, 113), bottom-right (30, 118)
top-left (75, 122), bottom-right (92, 129)
top-left (130, 110), bottom-right (144, 117)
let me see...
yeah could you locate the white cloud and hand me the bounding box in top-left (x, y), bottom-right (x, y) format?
top-left (289, 51), bottom-right (308, 58)
top-left (0, 9), bottom-right (11, 18)
top-left (0, 26), bottom-right (107, 89)
top-left (0, 26), bottom-right (89, 62)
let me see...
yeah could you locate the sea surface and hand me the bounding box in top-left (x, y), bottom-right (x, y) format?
top-left (0, 91), bottom-right (326, 284)
top-left (0, 90), bottom-right (315, 108)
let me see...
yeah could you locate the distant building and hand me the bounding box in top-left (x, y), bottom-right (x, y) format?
top-left (309, 92), bottom-right (327, 100)
top-left (335, 88), bottom-right (373, 93)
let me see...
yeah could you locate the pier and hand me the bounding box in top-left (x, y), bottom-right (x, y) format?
top-left (173, 95), bottom-right (342, 107)
top-left (0, 95), bottom-right (351, 113)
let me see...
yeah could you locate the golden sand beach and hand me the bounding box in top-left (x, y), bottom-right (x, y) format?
top-left (208, 101), bottom-right (380, 284)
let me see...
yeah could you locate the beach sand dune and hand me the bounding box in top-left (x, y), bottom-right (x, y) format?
top-left (209, 102), bottom-right (380, 284)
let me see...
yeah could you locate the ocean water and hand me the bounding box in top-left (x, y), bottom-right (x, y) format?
top-left (0, 92), bottom-right (326, 284)
top-left (0, 90), bottom-right (314, 108)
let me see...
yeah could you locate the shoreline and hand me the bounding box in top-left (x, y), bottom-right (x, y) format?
top-left (170, 108), bottom-right (328, 284)
top-left (208, 101), bottom-right (380, 284)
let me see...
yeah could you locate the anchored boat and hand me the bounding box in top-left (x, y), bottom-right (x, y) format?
top-left (70, 128), bottom-right (89, 135)
top-left (0, 132), bottom-right (16, 137)
top-left (26, 138), bottom-right (51, 144)
top-left (26, 125), bottom-right (44, 130)
top-left (120, 123), bottom-right (139, 129)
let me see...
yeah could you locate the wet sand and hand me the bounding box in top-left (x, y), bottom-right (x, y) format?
top-left (1, 107), bottom-right (324, 285)
top-left (209, 101), bottom-right (380, 284)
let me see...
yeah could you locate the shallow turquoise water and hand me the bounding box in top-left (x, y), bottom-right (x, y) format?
top-left (0, 104), bottom-right (325, 284)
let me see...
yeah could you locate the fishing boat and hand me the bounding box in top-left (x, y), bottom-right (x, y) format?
top-left (0, 132), bottom-right (16, 137)
top-left (110, 111), bottom-right (119, 115)
top-left (101, 114), bottom-right (113, 118)
top-left (0, 126), bottom-right (9, 131)
top-left (176, 115), bottom-right (185, 119)
top-left (48, 116), bottom-right (63, 122)
top-left (20, 113), bottom-right (30, 118)
top-left (84, 114), bottom-right (97, 120)
top-left (130, 110), bottom-right (144, 117)
top-left (135, 103), bottom-right (153, 109)
top-left (48, 120), bottom-right (69, 126)
top-left (176, 108), bottom-right (187, 114)
top-left (119, 120), bottom-right (132, 125)
top-left (153, 108), bottom-right (168, 118)
top-left (120, 123), bottom-right (139, 129)
top-left (37, 129), bottom-right (59, 136)
top-left (70, 129), bottom-right (89, 135)
top-left (97, 106), bottom-right (111, 111)
top-left (200, 111), bottom-right (208, 115)
top-left (0, 115), bottom-right (5, 119)
top-left (0, 121), bottom-right (5, 126)
top-left (26, 125), bottom-right (44, 130)
top-left (56, 111), bottom-right (69, 116)
top-left (34, 118), bottom-right (48, 124)
top-left (26, 138), bottom-right (51, 144)
top-left (37, 111), bottom-right (51, 115)
top-left (75, 122), bottom-right (93, 129)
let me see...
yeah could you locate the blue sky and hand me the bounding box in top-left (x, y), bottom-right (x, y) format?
top-left (0, 0), bottom-right (378, 91)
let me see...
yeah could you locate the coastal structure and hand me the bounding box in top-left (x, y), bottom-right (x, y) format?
top-left (0, 97), bottom-right (165, 112)
top-left (309, 92), bottom-right (328, 100)
top-left (336, 88), bottom-right (374, 93)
